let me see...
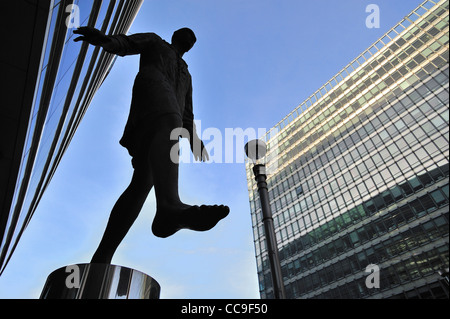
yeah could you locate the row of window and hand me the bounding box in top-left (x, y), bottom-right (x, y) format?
top-left (280, 211), bottom-right (448, 281)
top-left (261, 132), bottom-right (450, 283)
top-left (263, 83), bottom-right (445, 201)
top-left (267, 29), bottom-right (448, 171)
top-left (387, 280), bottom-right (449, 299)
top-left (264, 0), bottom-right (447, 141)
top-left (268, 7), bottom-right (448, 153)
top-left (285, 181), bottom-right (448, 255)
top-left (254, 179), bottom-right (449, 274)
top-left (260, 68), bottom-right (449, 213)
top-left (268, 126), bottom-right (448, 220)
top-left (282, 244), bottom-right (448, 299)
top-left (260, 165), bottom-right (449, 245)
top-left (258, 94), bottom-right (449, 230)
top-left (254, 175), bottom-right (449, 267)
top-left (270, 63), bottom-right (445, 176)
top-left (302, 129), bottom-right (447, 214)
top-left (270, 72), bottom-right (449, 200)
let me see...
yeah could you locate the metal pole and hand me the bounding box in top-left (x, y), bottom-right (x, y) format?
top-left (253, 164), bottom-right (286, 299)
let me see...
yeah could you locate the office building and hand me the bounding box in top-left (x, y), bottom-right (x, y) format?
top-left (246, 0), bottom-right (449, 298)
top-left (0, 0), bottom-right (143, 274)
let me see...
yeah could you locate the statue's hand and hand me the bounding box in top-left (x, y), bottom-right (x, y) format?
top-left (191, 138), bottom-right (209, 162)
top-left (73, 26), bottom-right (110, 47)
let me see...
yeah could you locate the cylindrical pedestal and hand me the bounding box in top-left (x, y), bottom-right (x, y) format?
top-left (40, 263), bottom-right (160, 299)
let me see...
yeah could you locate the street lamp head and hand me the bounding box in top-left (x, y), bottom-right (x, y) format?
top-left (245, 139), bottom-right (267, 163)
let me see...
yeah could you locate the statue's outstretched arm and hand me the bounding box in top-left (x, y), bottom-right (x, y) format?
top-left (73, 26), bottom-right (116, 51)
top-left (74, 27), bottom-right (158, 56)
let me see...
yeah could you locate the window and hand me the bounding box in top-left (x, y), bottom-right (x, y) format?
top-left (431, 114), bottom-right (446, 130)
top-left (421, 194), bottom-right (437, 213)
top-left (349, 231), bottom-right (359, 246)
top-left (382, 190), bottom-right (395, 206)
top-left (372, 173), bottom-right (383, 187)
top-left (409, 176), bottom-right (423, 191)
top-left (422, 221), bottom-right (439, 240)
top-left (357, 228), bottom-right (369, 243)
top-left (390, 186), bottom-right (403, 203)
top-left (419, 172), bottom-right (433, 187)
top-left (406, 153), bottom-right (419, 168)
top-left (410, 199), bottom-right (425, 217)
top-left (430, 189), bottom-right (446, 206)
top-left (434, 216), bottom-right (448, 236)
top-left (304, 214), bottom-right (311, 228)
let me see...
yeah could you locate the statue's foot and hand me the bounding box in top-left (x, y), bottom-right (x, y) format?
top-left (151, 204), bottom-right (229, 238)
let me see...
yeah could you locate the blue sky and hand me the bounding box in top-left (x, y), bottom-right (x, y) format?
top-left (0, 0), bottom-right (424, 298)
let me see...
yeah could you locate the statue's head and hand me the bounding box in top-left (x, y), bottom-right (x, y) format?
top-left (171, 28), bottom-right (196, 53)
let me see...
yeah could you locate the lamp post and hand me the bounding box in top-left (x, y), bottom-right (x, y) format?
top-left (245, 139), bottom-right (286, 299)
top-left (438, 268), bottom-right (449, 286)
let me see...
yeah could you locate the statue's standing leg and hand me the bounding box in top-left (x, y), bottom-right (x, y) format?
top-left (150, 114), bottom-right (229, 238)
top-left (91, 165), bottom-right (153, 264)
top-left (148, 114), bottom-right (186, 209)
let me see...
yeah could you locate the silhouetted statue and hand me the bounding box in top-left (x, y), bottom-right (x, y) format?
top-left (73, 27), bottom-right (229, 264)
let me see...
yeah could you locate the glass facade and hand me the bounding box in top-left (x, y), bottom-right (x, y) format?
top-left (246, 0), bottom-right (449, 299)
top-left (0, 0), bottom-right (143, 274)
